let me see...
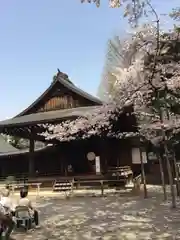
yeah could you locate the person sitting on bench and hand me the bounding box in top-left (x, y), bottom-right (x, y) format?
top-left (18, 189), bottom-right (39, 226)
top-left (0, 202), bottom-right (15, 240)
top-left (0, 185), bottom-right (15, 216)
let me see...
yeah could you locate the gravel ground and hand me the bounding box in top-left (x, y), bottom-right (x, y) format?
top-left (12, 186), bottom-right (180, 240)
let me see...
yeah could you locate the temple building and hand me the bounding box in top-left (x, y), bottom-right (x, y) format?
top-left (0, 70), bottom-right (143, 179)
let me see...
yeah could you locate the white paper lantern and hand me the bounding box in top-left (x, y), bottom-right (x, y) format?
top-left (87, 152), bottom-right (96, 161)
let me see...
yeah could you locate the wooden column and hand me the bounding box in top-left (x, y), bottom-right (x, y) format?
top-left (140, 147), bottom-right (148, 198)
top-left (64, 160), bottom-right (67, 176)
top-left (60, 158), bottom-right (67, 176)
top-left (29, 135), bottom-right (35, 177)
top-left (1, 159), bottom-right (6, 177)
top-left (60, 157), bottom-right (63, 176)
top-left (100, 139), bottom-right (108, 173)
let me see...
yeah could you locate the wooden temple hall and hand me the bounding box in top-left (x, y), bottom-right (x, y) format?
top-left (0, 70), bottom-right (143, 179)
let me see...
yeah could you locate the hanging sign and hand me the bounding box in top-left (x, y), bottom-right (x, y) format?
top-left (142, 151), bottom-right (147, 164)
top-left (132, 148), bottom-right (147, 164)
top-left (132, 148), bottom-right (141, 164)
top-left (95, 156), bottom-right (101, 174)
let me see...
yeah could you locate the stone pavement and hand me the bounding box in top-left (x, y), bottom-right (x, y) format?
top-left (12, 187), bottom-right (180, 240)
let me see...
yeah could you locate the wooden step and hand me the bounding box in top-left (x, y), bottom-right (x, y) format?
top-left (52, 180), bottom-right (74, 192)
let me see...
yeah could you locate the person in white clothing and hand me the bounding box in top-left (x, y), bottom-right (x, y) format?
top-left (18, 189), bottom-right (39, 226)
top-left (0, 186), bottom-right (14, 215)
top-left (0, 200), bottom-right (15, 239)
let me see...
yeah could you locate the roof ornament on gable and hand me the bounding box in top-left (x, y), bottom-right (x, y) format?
top-left (57, 68), bottom-right (68, 79)
top-left (52, 69), bottom-right (73, 85)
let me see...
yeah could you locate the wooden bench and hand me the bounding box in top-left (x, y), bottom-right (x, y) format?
top-left (13, 183), bottom-right (42, 196)
top-left (74, 179), bottom-right (132, 196)
top-left (74, 179), bottom-right (105, 195)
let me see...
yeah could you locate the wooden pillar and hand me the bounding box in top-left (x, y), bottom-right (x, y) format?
top-left (61, 158), bottom-right (67, 176)
top-left (1, 159), bottom-right (6, 177)
top-left (100, 139), bottom-right (108, 173)
top-left (60, 159), bottom-right (63, 175)
top-left (29, 136), bottom-right (35, 177)
top-left (64, 161), bottom-right (67, 176)
top-left (140, 147), bottom-right (148, 198)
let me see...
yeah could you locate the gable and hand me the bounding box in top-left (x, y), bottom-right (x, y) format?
top-left (16, 70), bottom-right (102, 117)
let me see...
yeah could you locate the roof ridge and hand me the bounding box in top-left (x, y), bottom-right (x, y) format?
top-left (56, 71), bottom-right (102, 104)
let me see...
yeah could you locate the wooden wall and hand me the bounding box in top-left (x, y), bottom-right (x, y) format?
top-left (0, 138), bottom-right (140, 178)
top-left (37, 95), bottom-right (90, 112)
top-left (99, 139), bottom-right (133, 170)
top-left (38, 96), bottom-right (80, 112)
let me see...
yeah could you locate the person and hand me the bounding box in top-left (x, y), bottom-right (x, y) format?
top-left (18, 188), bottom-right (39, 226)
top-left (0, 201), bottom-right (15, 239)
top-left (0, 186), bottom-right (14, 216)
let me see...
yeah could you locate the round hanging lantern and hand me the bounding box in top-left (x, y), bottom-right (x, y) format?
top-left (87, 152), bottom-right (96, 161)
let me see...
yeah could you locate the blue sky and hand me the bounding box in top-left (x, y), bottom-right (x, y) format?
top-left (0, 0), bottom-right (178, 119)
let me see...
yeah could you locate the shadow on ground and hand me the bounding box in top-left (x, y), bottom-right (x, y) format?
top-left (13, 189), bottom-right (180, 240)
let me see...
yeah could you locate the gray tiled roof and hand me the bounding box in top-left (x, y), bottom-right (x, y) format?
top-left (0, 145), bottom-right (51, 157)
top-left (0, 134), bottom-right (53, 157)
top-left (0, 106), bottom-right (100, 128)
top-left (0, 135), bottom-right (18, 153)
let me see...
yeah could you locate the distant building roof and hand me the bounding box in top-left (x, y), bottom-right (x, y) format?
top-left (0, 145), bottom-right (52, 157)
top-left (16, 70), bottom-right (102, 117)
top-left (0, 135), bottom-right (18, 153)
top-left (0, 134), bottom-right (53, 157)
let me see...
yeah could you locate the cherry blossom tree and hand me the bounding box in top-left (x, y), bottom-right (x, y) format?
top-left (41, 103), bottom-right (139, 143)
top-left (41, 23), bottom-right (180, 206)
top-left (39, 0), bottom-right (180, 205)
top-left (3, 135), bottom-right (29, 149)
top-left (81, 0), bottom-right (179, 29)
top-left (81, 0), bottom-right (142, 9)
top-left (99, 13), bottom-right (180, 205)
top-left (81, 0), bottom-right (148, 26)
top-left (170, 7), bottom-right (180, 22)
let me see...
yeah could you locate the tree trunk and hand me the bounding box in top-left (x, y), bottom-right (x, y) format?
top-left (156, 151), bottom-right (167, 200)
top-left (172, 151), bottom-right (180, 197)
top-left (164, 142), bottom-right (176, 208)
top-left (159, 106), bottom-right (176, 208)
top-left (140, 149), bottom-right (148, 198)
top-left (165, 108), bottom-right (179, 196)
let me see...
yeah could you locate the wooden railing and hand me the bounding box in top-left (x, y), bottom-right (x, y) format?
top-left (73, 178), bottom-right (134, 196)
